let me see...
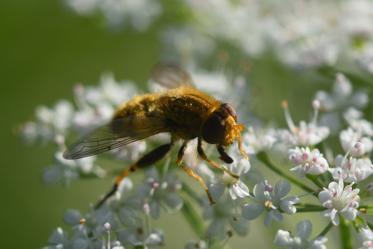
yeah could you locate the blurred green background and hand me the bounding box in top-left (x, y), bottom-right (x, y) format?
top-left (1, 0), bottom-right (364, 248)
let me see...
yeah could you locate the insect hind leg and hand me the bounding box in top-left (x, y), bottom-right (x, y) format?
top-left (177, 141), bottom-right (215, 205)
top-left (95, 142), bottom-right (173, 209)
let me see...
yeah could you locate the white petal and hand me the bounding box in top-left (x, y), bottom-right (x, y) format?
top-left (318, 190), bottom-right (331, 204)
top-left (296, 220), bottom-right (312, 239)
top-left (274, 230), bottom-right (293, 246)
top-left (209, 182), bottom-right (225, 201)
top-left (242, 203), bottom-right (264, 220)
top-left (274, 180), bottom-right (291, 199)
top-left (164, 193), bottom-right (183, 210)
top-left (63, 209), bottom-right (82, 226)
top-left (207, 219), bottom-right (225, 239)
top-left (71, 238), bottom-right (89, 249)
top-left (145, 232), bottom-right (163, 245)
top-left (264, 210), bottom-right (283, 226)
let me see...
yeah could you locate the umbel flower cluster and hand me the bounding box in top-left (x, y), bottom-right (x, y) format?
top-left (22, 71), bottom-right (373, 248)
top-left (66, 0), bottom-right (373, 72)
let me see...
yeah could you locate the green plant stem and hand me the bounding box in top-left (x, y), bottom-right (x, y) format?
top-left (181, 197), bottom-right (205, 238)
top-left (318, 222), bottom-right (333, 237)
top-left (182, 181), bottom-right (203, 204)
top-left (296, 206), bottom-right (326, 213)
top-left (294, 199), bottom-right (326, 212)
top-left (306, 175), bottom-right (324, 189)
top-left (256, 152), bottom-right (317, 196)
top-left (340, 218), bottom-right (353, 249)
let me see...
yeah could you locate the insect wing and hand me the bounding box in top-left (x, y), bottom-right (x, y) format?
top-left (63, 117), bottom-right (165, 159)
top-left (150, 63), bottom-right (194, 88)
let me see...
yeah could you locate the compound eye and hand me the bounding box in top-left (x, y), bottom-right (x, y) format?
top-left (221, 103), bottom-right (237, 121)
top-left (201, 113), bottom-right (225, 144)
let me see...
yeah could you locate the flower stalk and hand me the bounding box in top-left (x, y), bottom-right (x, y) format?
top-left (256, 152), bottom-right (316, 196)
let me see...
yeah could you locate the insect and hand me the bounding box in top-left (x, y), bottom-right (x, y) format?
top-left (63, 63), bottom-right (248, 208)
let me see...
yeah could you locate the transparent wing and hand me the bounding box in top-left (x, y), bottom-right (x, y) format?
top-left (63, 117), bottom-right (165, 159)
top-left (150, 63), bottom-right (194, 88)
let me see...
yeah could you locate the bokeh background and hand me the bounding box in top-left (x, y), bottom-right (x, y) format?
top-left (2, 0), bottom-right (373, 248)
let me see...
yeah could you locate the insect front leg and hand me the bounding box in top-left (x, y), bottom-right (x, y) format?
top-left (177, 141), bottom-right (215, 205)
top-left (217, 145), bottom-right (234, 164)
top-left (95, 142), bottom-right (173, 209)
top-left (197, 138), bottom-right (239, 180)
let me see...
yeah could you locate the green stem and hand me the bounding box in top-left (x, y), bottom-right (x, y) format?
top-left (318, 222), bottom-right (333, 237)
top-left (306, 175), bottom-right (324, 189)
top-left (182, 181), bottom-right (203, 204)
top-left (181, 198), bottom-right (205, 238)
top-left (256, 152), bottom-right (317, 196)
top-left (339, 218), bottom-right (353, 249)
top-left (296, 206), bottom-right (326, 213)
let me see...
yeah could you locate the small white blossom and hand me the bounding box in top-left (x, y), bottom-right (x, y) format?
top-left (43, 151), bottom-right (105, 185)
top-left (289, 147), bottom-right (329, 177)
top-left (21, 101), bottom-right (74, 143)
top-left (242, 180), bottom-right (299, 226)
top-left (65, 0), bottom-right (162, 31)
top-left (318, 179), bottom-right (360, 225)
top-left (359, 227), bottom-right (373, 249)
top-left (132, 168), bottom-right (183, 219)
top-left (274, 220), bottom-right (327, 249)
top-left (280, 101), bottom-right (329, 147)
top-left (185, 240), bottom-right (207, 249)
top-left (47, 227), bottom-right (68, 248)
top-left (203, 192), bottom-right (248, 240)
top-left (348, 118), bottom-right (373, 137)
top-left (331, 155), bottom-right (373, 183)
top-left (118, 228), bottom-right (164, 249)
top-left (340, 128), bottom-right (373, 156)
top-left (226, 151), bottom-right (251, 200)
top-left (315, 74), bottom-right (369, 132)
top-left (242, 127), bottom-right (277, 154)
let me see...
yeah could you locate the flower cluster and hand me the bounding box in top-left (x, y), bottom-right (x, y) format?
top-left (21, 70), bottom-right (373, 248)
top-left (21, 0), bottom-right (373, 247)
top-left (65, 0), bottom-right (162, 31)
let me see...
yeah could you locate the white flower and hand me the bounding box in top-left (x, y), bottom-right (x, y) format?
top-left (274, 220), bottom-right (327, 249)
top-left (226, 152), bottom-right (251, 200)
top-left (47, 227), bottom-right (68, 248)
top-left (315, 73), bottom-right (368, 112)
top-left (355, 44), bottom-right (373, 74)
top-left (359, 227), bottom-right (373, 249)
top-left (242, 127), bottom-right (277, 154)
top-left (228, 180), bottom-right (250, 201)
top-left (43, 151), bottom-right (105, 185)
top-left (331, 155), bottom-right (373, 183)
top-left (242, 180), bottom-right (299, 226)
top-left (65, 0), bottom-right (162, 31)
top-left (118, 228), bottom-right (164, 249)
top-left (185, 240), bottom-right (207, 249)
top-left (280, 101), bottom-right (329, 147)
top-left (21, 101), bottom-right (74, 143)
top-left (132, 168), bottom-right (183, 219)
top-left (340, 128), bottom-right (373, 156)
top-left (347, 118), bottom-right (373, 137)
top-left (72, 74), bottom-right (138, 133)
top-left (318, 179), bottom-right (360, 225)
top-left (289, 147), bottom-right (329, 177)
top-left (203, 194), bottom-right (249, 240)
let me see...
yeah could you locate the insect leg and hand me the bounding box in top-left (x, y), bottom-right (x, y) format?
top-left (95, 142), bottom-right (173, 209)
top-left (177, 141), bottom-right (215, 205)
top-left (217, 145), bottom-right (234, 164)
top-left (197, 138), bottom-right (239, 179)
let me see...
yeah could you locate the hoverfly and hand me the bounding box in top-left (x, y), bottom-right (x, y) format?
top-left (64, 64), bottom-right (248, 208)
